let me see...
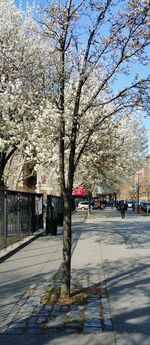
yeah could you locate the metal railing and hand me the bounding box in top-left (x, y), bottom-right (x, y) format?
top-left (0, 189), bottom-right (43, 250)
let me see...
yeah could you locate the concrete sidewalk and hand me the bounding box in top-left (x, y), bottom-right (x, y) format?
top-left (0, 213), bottom-right (116, 345)
top-left (0, 229), bottom-right (45, 263)
top-left (87, 208), bottom-right (150, 345)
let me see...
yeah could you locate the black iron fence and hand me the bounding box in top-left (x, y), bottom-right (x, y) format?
top-left (0, 189), bottom-right (43, 250)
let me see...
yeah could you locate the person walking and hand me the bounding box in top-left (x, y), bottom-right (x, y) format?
top-left (120, 201), bottom-right (127, 219)
top-left (132, 202), bottom-right (135, 212)
top-left (110, 200), bottom-right (114, 208)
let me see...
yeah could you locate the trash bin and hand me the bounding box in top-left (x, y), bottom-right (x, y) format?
top-left (46, 217), bottom-right (57, 236)
top-left (57, 213), bottom-right (63, 226)
top-left (46, 217), bottom-right (50, 235)
top-left (51, 218), bottom-right (57, 236)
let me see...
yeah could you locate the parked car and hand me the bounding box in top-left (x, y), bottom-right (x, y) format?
top-left (147, 202), bottom-right (150, 213)
top-left (77, 200), bottom-right (94, 210)
top-left (77, 201), bottom-right (89, 210)
top-left (127, 200), bottom-right (135, 208)
top-left (141, 201), bottom-right (150, 213)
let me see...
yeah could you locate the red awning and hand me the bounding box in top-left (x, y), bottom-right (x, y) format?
top-left (72, 186), bottom-right (88, 196)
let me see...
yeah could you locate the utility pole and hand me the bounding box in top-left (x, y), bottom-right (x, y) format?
top-left (136, 171), bottom-right (143, 214)
top-left (137, 182), bottom-right (140, 214)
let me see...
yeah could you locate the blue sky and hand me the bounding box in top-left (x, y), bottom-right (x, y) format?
top-left (15, 0), bottom-right (150, 153)
top-left (15, 0), bottom-right (47, 7)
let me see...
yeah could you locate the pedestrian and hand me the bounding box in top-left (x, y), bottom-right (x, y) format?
top-left (110, 200), bottom-right (113, 208)
top-left (120, 201), bottom-right (127, 219)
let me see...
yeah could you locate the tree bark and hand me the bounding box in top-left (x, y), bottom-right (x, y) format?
top-left (22, 160), bottom-right (37, 192)
top-left (0, 147), bottom-right (17, 188)
top-left (88, 192), bottom-right (92, 216)
top-left (60, 191), bottom-right (72, 297)
top-left (0, 155), bottom-right (6, 188)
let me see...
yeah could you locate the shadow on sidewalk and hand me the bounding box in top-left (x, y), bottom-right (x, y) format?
top-left (0, 217), bottom-right (150, 344)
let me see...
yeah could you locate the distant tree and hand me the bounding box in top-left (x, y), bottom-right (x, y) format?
top-left (140, 156), bottom-right (150, 200)
top-left (74, 113), bottom-right (147, 194)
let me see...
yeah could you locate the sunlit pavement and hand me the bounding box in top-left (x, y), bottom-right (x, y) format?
top-left (85, 207), bottom-right (150, 345)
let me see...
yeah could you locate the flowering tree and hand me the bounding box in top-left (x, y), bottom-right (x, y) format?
top-left (1, 0), bottom-right (149, 297)
top-left (37, 0), bottom-right (150, 297)
top-left (0, 0), bottom-right (53, 187)
top-left (75, 113), bottom-right (148, 190)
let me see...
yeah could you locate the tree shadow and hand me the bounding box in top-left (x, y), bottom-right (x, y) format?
top-left (0, 266), bottom-right (112, 345)
top-left (84, 216), bottom-right (150, 249)
top-left (0, 215), bottom-right (150, 344)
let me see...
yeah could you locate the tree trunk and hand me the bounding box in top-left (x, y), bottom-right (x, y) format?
top-left (0, 148), bottom-right (17, 188)
top-left (88, 192), bottom-right (92, 216)
top-left (0, 153), bottom-right (7, 188)
top-left (22, 160), bottom-right (37, 192)
top-left (0, 174), bottom-right (5, 188)
top-left (60, 191), bottom-right (72, 297)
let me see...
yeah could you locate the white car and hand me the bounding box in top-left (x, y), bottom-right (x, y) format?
top-left (77, 201), bottom-right (90, 210)
top-left (127, 200), bottom-right (134, 208)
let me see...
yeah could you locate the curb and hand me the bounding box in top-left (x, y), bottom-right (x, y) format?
top-left (0, 230), bottom-right (45, 264)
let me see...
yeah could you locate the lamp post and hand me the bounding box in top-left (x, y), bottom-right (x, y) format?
top-left (137, 182), bottom-right (140, 214)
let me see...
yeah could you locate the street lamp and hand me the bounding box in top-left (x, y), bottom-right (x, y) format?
top-left (137, 182), bottom-right (140, 214)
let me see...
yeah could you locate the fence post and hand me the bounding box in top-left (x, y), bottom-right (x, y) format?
top-left (17, 193), bottom-right (20, 241)
top-left (4, 191), bottom-right (7, 249)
